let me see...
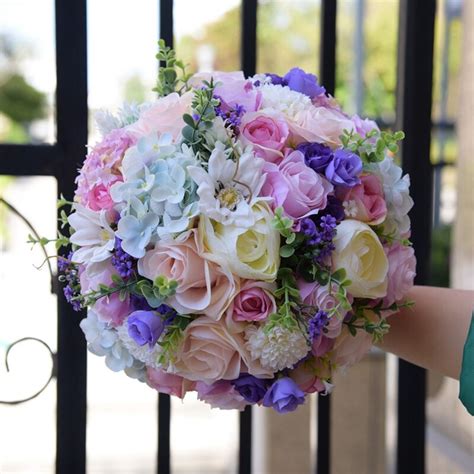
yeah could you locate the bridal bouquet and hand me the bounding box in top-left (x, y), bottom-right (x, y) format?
top-left (57, 42), bottom-right (415, 412)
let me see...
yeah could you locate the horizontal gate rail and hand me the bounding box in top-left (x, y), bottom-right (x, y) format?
top-left (0, 144), bottom-right (61, 176)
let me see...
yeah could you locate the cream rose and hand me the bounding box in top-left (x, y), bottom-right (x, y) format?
top-left (138, 230), bottom-right (237, 319)
top-left (173, 316), bottom-right (273, 383)
top-left (332, 219), bottom-right (388, 298)
top-left (198, 202), bottom-right (280, 281)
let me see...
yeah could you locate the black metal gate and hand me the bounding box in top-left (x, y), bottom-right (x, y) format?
top-left (0, 0), bottom-right (436, 473)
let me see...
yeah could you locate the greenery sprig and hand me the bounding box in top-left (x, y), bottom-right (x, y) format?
top-left (158, 314), bottom-right (192, 366)
top-left (181, 79), bottom-right (220, 156)
top-left (340, 128), bottom-right (405, 164)
top-left (153, 39), bottom-right (192, 96)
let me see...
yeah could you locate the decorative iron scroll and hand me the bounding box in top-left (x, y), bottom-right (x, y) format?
top-left (0, 337), bottom-right (56, 405)
top-left (0, 197), bottom-right (56, 405)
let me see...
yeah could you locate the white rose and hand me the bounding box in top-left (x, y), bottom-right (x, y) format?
top-left (332, 220), bottom-right (389, 298)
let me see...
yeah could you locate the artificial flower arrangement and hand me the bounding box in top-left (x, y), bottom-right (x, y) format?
top-left (50, 41), bottom-right (416, 413)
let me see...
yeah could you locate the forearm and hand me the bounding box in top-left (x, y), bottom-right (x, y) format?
top-left (377, 285), bottom-right (474, 379)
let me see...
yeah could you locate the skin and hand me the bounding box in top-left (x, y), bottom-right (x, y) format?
top-left (377, 285), bottom-right (474, 380)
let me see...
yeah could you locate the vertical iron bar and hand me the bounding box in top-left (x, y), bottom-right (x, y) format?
top-left (395, 1), bottom-right (436, 473)
top-left (54, 0), bottom-right (88, 472)
top-left (158, 392), bottom-right (171, 474)
top-left (241, 0), bottom-right (258, 77)
top-left (317, 2), bottom-right (337, 473)
top-left (157, 3), bottom-right (173, 473)
top-left (237, 3), bottom-right (258, 472)
top-left (238, 406), bottom-right (253, 474)
top-left (159, 0), bottom-right (174, 48)
top-left (320, 0), bottom-right (337, 95)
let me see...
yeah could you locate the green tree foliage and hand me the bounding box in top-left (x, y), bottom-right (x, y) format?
top-left (0, 73), bottom-right (46, 124)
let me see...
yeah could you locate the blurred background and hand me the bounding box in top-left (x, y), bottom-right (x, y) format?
top-left (0, 0), bottom-right (472, 472)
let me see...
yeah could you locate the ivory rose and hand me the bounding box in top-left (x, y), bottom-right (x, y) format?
top-left (261, 150), bottom-right (333, 220)
top-left (126, 91), bottom-right (193, 141)
top-left (138, 230), bottom-right (237, 319)
top-left (289, 106), bottom-right (355, 147)
top-left (384, 243), bottom-right (416, 306)
top-left (337, 174), bottom-right (387, 225)
top-left (198, 202), bottom-right (280, 281)
top-left (332, 220), bottom-right (389, 298)
top-left (146, 368), bottom-right (195, 399)
top-left (240, 111), bottom-right (289, 163)
top-left (173, 317), bottom-right (273, 383)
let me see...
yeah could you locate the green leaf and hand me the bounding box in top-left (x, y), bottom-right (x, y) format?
top-left (280, 245), bottom-right (295, 258)
top-left (331, 268), bottom-right (347, 282)
top-left (182, 113), bottom-right (195, 127)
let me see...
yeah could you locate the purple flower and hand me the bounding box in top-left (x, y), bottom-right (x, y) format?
top-left (297, 142), bottom-right (333, 174)
top-left (300, 217), bottom-right (318, 238)
top-left (127, 310), bottom-right (165, 348)
top-left (308, 311), bottom-right (329, 342)
top-left (231, 374), bottom-right (269, 404)
top-left (265, 73), bottom-right (287, 86)
top-left (112, 238), bottom-right (136, 279)
top-left (325, 149), bottom-right (362, 187)
top-left (320, 195), bottom-right (345, 223)
top-left (262, 377), bottom-right (306, 413)
top-left (283, 68), bottom-right (326, 98)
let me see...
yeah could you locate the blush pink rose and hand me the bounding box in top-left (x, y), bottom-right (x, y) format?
top-left (196, 380), bottom-right (247, 410)
top-left (337, 174), bottom-right (387, 225)
top-left (383, 243), bottom-right (416, 307)
top-left (290, 360), bottom-right (326, 394)
top-left (138, 230), bottom-right (237, 319)
top-left (79, 261), bottom-right (131, 326)
top-left (260, 149), bottom-right (333, 220)
top-left (312, 336), bottom-right (335, 357)
top-left (289, 106), bottom-right (355, 147)
top-left (351, 114), bottom-right (379, 138)
top-left (232, 280), bottom-right (276, 322)
top-left (240, 112), bottom-right (289, 163)
top-left (173, 316), bottom-right (272, 383)
top-left (126, 91), bottom-right (193, 141)
top-left (333, 326), bottom-right (373, 368)
top-left (146, 368), bottom-right (195, 399)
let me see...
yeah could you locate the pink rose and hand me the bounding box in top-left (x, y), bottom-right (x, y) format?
top-left (312, 336), bottom-right (335, 357)
top-left (298, 280), bottom-right (346, 339)
top-left (190, 71), bottom-right (262, 113)
top-left (87, 179), bottom-right (120, 211)
top-left (196, 380), bottom-right (247, 410)
top-left (146, 368), bottom-right (195, 399)
top-left (289, 106), bottom-right (355, 147)
top-left (126, 91), bottom-right (193, 141)
top-left (173, 316), bottom-right (272, 383)
top-left (383, 243), bottom-right (416, 307)
top-left (337, 174), bottom-right (387, 225)
top-left (333, 326), bottom-right (373, 368)
top-left (260, 149), bottom-right (333, 219)
top-left (80, 261), bottom-right (131, 326)
top-left (351, 114), bottom-right (379, 138)
top-left (240, 112), bottom-right (289, 163)
top-left (290, 360), bottom-right (326, 394)
top-left (138, 230), bottom-right (237, 319)
top-left (232, 280), bottom-right (276, 322)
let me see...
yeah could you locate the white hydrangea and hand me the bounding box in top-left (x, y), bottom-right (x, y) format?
top-left (245, 325), bottom-right (310, 372)
top-left (80, 310), bottom-right (135, 372)
top-left (116, 319), bottom-right (162, 370)
top-left (373, 156), bottom-right (414, 236)
top-left (258, 84), bottom-right (312, 119)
